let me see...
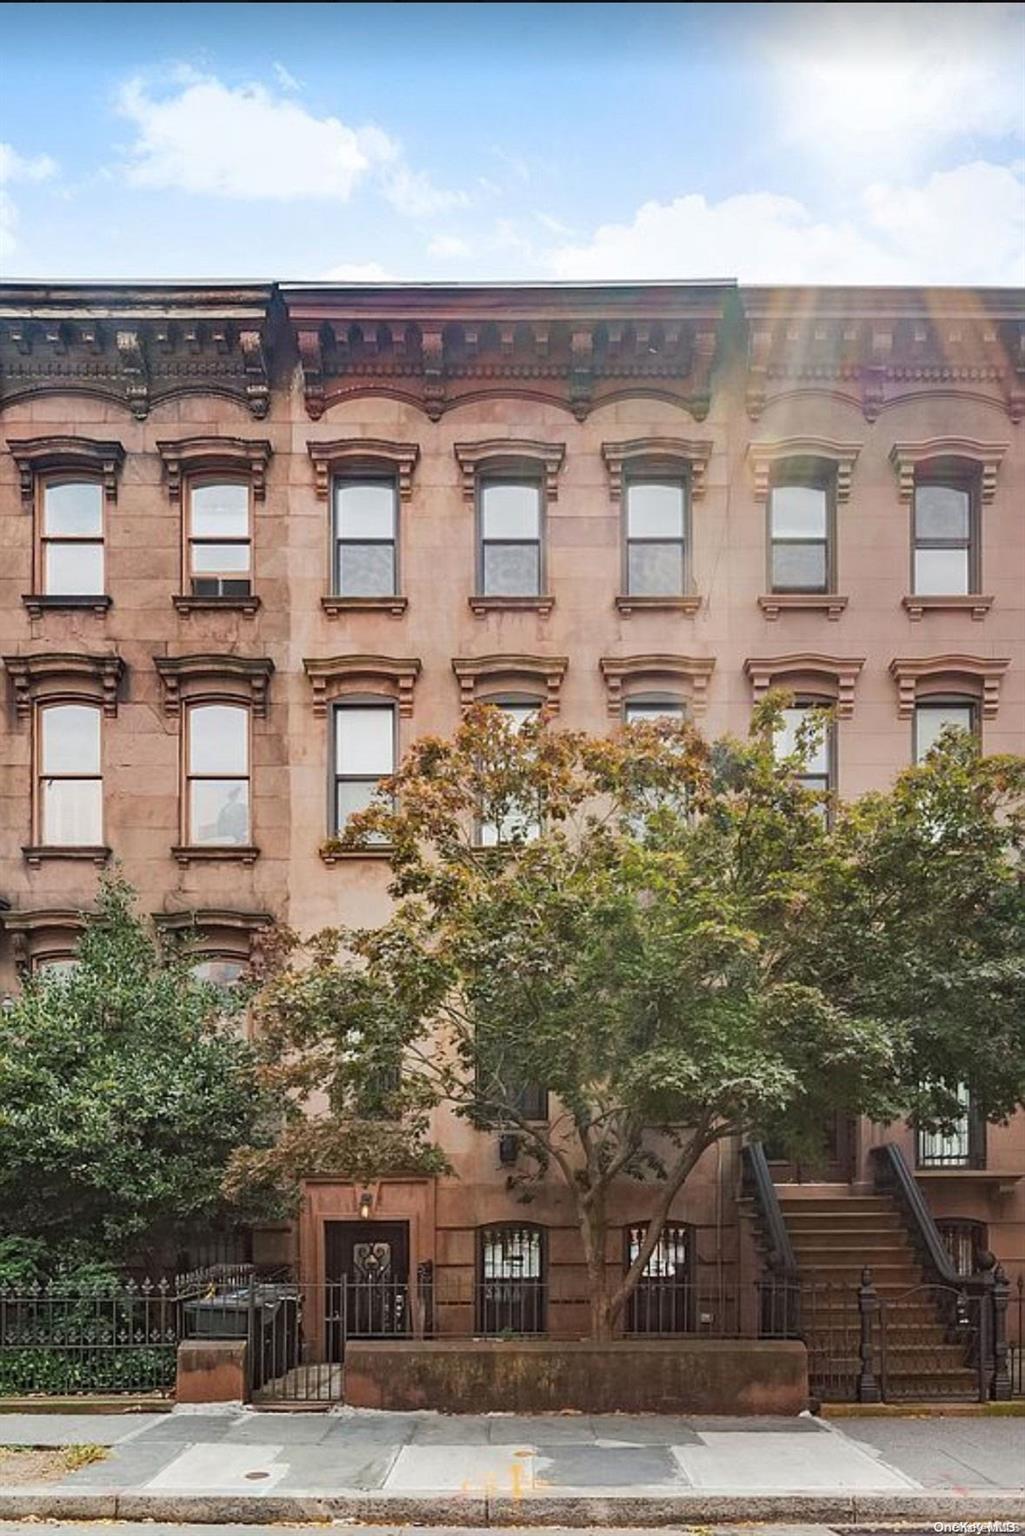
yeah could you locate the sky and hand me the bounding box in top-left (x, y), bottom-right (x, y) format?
top-left (1, 1), bottom-right (1023, 286)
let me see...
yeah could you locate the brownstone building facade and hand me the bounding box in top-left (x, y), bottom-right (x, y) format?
top-left (1, 280), bottom-right (1023, 1342)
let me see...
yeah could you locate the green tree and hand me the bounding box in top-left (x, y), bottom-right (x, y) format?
top-left (230, 703), bottom-right (1025, 1339)
top-left (0, 877), bottom-right (280, 1274)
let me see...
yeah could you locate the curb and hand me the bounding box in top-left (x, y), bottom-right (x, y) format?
top-left (1, 1487), bottom-right (1023, 1525)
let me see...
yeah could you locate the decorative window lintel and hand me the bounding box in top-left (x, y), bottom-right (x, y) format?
top-left (889, 655), bottom-right (1010, 719)
top-left (599, 654), bottom-right (715, 717)
top-left (8, 436), bottom-right (126, 508)
top-left (154, 908), bottom-right (273, 967)
top-left (454, 439), bottom-right (565, 502)
top-left (156, 436), bottom-right (272, 503)
top-left (154, 653), bottom-right (274, 717)
top-left (889, 439), bottom-right (1008, 504)
top-left (307, 438), bottom-right (420, 501)
top-left (744, 653), bottom-right (865, 718)
top-left (601, 437), bottom-right (713, 501)
top-left (748, 437), bottom-right (861, 503)
top-left (302, 654), bottom-right (421, 717)
top-left (1, 907), bottom-right (89, 977)
top-left (3, 650), bottom-right (124, 721)
top-left (452, 654), bottom-right (568, 715)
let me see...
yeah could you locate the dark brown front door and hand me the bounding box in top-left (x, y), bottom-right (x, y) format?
top-left (765, 1114), bottom-right (855, 1183)
top-left (325, 1220), bottom-right (410, 1340)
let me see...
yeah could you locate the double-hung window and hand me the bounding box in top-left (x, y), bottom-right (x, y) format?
top-left (914, 699), bottom-right (976, 763)
top-left (38, 703), bottom-right (103, 845)
top-left (41, 480), bottom-right (104, 595)
top-left (769, 473), bottom-right (832, 593)
top-left (333, 703), bottom-right (395, 835)
top-left (186, 704), bottom-right (251, 847)
top-left (334, 479), bottom-right (398, 597)
top-left (187, 481), bottom-right (251, 598)
top-left (774, 703), bottom-right (832, 798)
top-left (477, 700), bottom-right (540, 846)
top-left (480, 478), bottom-right (542, 597)
top-left (625, 476), bottom-right (688, 596)
top-left (912, 478), bottom-right (975, 595)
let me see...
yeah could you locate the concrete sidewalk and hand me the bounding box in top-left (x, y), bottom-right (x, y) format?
top-left (0, 1407), bottom-right (1022, 1525)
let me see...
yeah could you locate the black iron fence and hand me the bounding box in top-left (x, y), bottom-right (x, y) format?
top-left (0, 1279), bottom-right (177, 1398)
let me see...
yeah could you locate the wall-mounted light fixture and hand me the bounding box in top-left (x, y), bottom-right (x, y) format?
top-left (357, 1189), bottom-right (373, 1220)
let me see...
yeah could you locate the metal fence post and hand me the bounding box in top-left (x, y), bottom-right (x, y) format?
top-left (857, 1266), bottom-right (882, 1403)
top-left (991, 1264), bottom-right (1011, 1401)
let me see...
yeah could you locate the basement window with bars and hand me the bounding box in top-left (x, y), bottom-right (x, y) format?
top-left (625, 1223), bottom-right (695, 1334)
top-left (476, 1224), bottom-right (547, 1335)
top-left (936, 1219), bottom-right (987, 1278)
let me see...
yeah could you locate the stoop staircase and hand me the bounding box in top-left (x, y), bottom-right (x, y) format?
top-left (775, 1186), bottom-right (979, 1400)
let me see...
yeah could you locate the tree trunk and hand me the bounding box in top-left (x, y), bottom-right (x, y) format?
top-left (578, 1200), bottom-right (616, 1341)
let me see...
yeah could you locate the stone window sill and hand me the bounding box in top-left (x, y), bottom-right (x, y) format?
top-left (902, 594), bottom-right (993, 622)
top-left (321, 595), bottom-right (409, 617)
top-left (173, 594), bottom-right (262, 616)
top-left (469, 595), bottom-right (554, 617)
top-left (172, 844), bottom-right (260, 866)
top-left (319, 844), bottom-right (394, 864)
top-left (758, 593), bottom-right (849, 621)
top-left (615, 594), bottom-right (702, 616)
top-left (23, 844), bottom-right (111, 867)
top-left (22, 594), bottom-right (112, 617)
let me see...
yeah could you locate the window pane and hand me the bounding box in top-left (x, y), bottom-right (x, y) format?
top-left (915, 484), bottom-right (969, 541)
top-left (45, 541), bottom-right (104, 594)
top-left (35, 956), bottom-right (80, 976)
top-left (336, 707), bottom-right (394, 775)
top-left (483, 543), bottom-right (540, 596)
top-left (335, 482), bottom-right (395, 539)
top-left (499, 702), bottom-right (538, 732)
top-left (335, 778), bottom-right (379, 828)
top-left (481, 482), bottom-right (540, 539)
top-left (191, 542), bottom-right (251, 573)
top-left (190, 483), bottom-right (249, 538)
top-left (338, 542), bottom-right (395, 596)
top-left (190, 778), bottom-right (250, 844)
top-left (43, 481), bottom-right (102, 536)
top-left (771, 484), bottom-right (827, 538)
top-left (627, 481), bottom-right (684, 538)
top-left (628, 541), bottom-right (684, 595)
top-left (772, 542), bottom-right (826, 591)
top-left (192, 958), bottom-right (245, 987)
top-left (625, 701), bottom-right (685, 724)
top-left (916, 703), bottom-right (974, 761)
top-left (914, 547), bottom-right (969, 595)
top-left (42, 778), bottom-right (102, 844)
top-left (42, 704), bottom-right (100, 775)
top-left (188, 705), bottom-right (248, 775)
top-left (481, 1228), bottom-right (542, 1279)
top-left (775, 707), bottom-right (829, 776)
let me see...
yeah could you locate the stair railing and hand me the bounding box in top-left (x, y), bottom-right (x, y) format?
top-left (741, 1142), bottom-right (800, 1337)
top-left (870, 1142), bottom-right (1010, 1400)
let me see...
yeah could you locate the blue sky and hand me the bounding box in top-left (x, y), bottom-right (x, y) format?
top-left (1, 1), bottom-right (1023, 284)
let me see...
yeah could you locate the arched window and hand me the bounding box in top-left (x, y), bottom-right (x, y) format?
top-left (476, 1223), bottom-right (547, 1335)
top-left (625, 1221), bottom-right (695, 1335)
top-left (914, 697), bottom-right (978, 763)
top-left (186, 703), bottom-right (251, 847)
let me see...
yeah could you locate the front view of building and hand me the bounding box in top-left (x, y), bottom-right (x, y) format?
top-left (1, 279), bottom-right (1022, 1389)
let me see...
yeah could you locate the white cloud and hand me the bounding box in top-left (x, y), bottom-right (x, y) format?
top-left (766, 2), bottom-right (1025, 173)
top-left (546, 162), bottom-right (1025, 285)
top-left (115, 72), bottom-right (465, 217)
top-left (0, 141), bottom-right (58, 257)
top-left (427, 234), bottom-right (472, 259)
top-left (319, 261), bottom-right (396, 281)
top-left (272, 62), bottom-right (302, 93)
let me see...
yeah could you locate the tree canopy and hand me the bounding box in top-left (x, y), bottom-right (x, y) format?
top-left (230, 702), bottom-right (1025, 1337)
top-left (0, 877), bottom-right (280, 1277)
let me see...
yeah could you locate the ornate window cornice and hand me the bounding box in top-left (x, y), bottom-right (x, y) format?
top-left (8, 436), bottom-right (125, 507)
top-left (889, 439), bottom-right (1008, 504)
top-left (452, 653), bottom-right (568, 715)
top-left (157, 436), bottom-right (272, 504)
top-left (744, 653), bottom-right (865, 718)
top-left (3, 650), bottom-right (124, 720)
top-left (307, 438), bottom-right (420, 502)
top-left (302, 655), bottom-right (421, 717)
top-left (1, 907), bottom-right (89, 977)
top-left (599, 654), bottom-right (715, 717)
top-left (154, 654), bottom-right (274, 717)
top-left (154, 908), bottom-right (273, 966)
top-left (889, 655), bottom-right (1010, 719)
top-left (454, 439), bottom-right (566, 502)
top-left (601, 437), bottom-right (713, 502)
top-left (747, 437), bottom-right (861, 503)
